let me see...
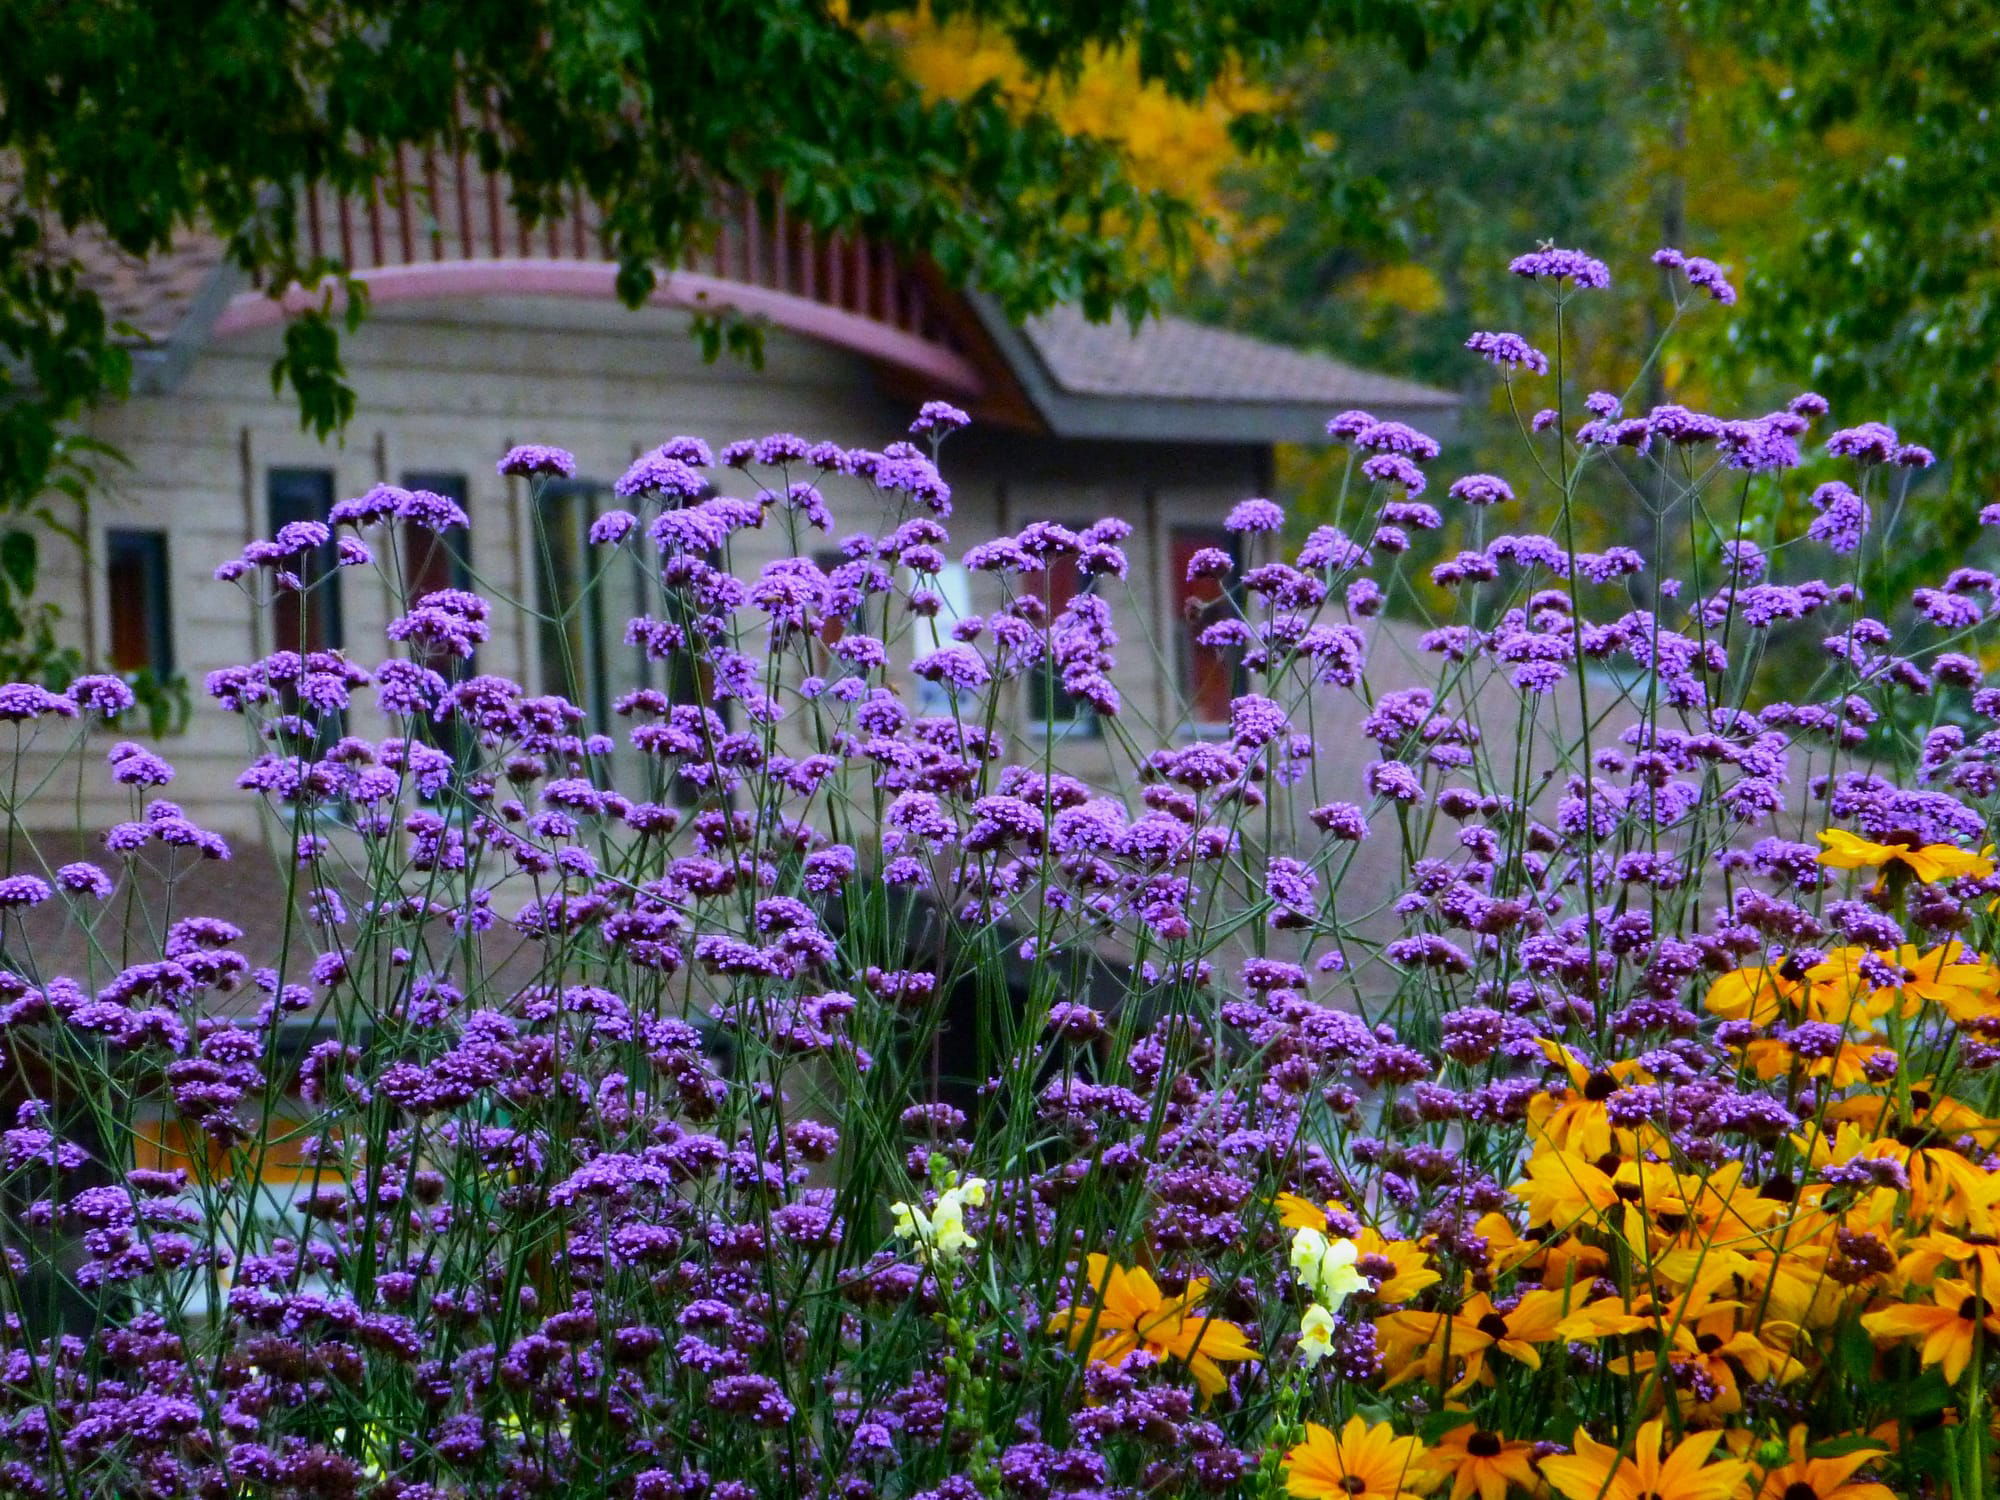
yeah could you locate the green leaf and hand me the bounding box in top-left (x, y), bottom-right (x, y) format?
top-left (0, 531), bottom-right (36, 596)
top-left (1834, 1317), bottom-right (1875, 1384)
top-left (1881, 1369), bottom-right (1956, 1420)
top-left (1905, 1421), bottom-right (1958, 1484)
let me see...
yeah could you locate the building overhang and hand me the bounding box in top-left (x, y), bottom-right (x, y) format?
top-left (962, 293), bottom-right (1459, 447)
top-left (202, 258), bottom-right (987, 398)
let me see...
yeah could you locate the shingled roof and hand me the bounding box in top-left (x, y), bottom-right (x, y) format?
top-left (54, 228), bottom-right (233, 342)
top-left (972, 297), bottom-right (1455, 444)
top-left (47, 227), bottom-right (245, 393)
top-left (1023, 303), bottom-right (1454, 410)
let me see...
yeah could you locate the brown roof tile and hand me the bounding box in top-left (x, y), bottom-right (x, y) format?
top-left (47, 227), bottom-right (229, 342)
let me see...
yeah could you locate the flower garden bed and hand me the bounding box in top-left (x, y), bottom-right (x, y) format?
top-left (0, 246), bottom-right (1988, 1500)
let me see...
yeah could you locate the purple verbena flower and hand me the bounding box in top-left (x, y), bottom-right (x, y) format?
top-left (1448, 474), bottom-right (1514, 506)
top-left (56, 862), bottom-right (114, 899)
top-left (68, 674), bottom-right (135, 716)
top-left (1826, 422), bottom-right (1901, 464)
top-left (588, 510), bottom-right (639, 545)
top-left (1464, 331), bottom-right (1549, 374)
top-left (0, 875), bottom-right (51, 909)
top-left (1509, 246), bottom-right (1611, 288)
top-left (909, 401), bottom-right (971, 436)
top-left (1225, 498), bottom-right (1285, 534)
top-left (498, 444), bottom-right (578, 478)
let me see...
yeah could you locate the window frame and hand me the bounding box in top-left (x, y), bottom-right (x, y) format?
top-left (396, 470), bottom-right (475, 599)
top-left (531, 477), bottom-right (615, 728)
top-left (264, 467), bottom-right (345, 656)
top-left (1167, 523), bottom-right (1245, 738)
top-left (103, 527), bottom-right (175, 678)
top-left (1019, 536), bottom-right (1104, 742)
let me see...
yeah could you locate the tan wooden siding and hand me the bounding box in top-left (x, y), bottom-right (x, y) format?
top-left (13, 300), bottom-right (1262, 836)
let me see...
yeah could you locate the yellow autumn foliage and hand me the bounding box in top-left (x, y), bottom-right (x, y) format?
top-left (878, 9), bottom-right (1273, 256)
top-left (1343, 263), bottom-right (1448, 317)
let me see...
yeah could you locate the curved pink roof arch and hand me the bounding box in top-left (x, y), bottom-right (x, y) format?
top-left (210, 258), bottom-right (986, 396)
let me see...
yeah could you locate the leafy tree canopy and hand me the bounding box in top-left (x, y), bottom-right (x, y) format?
top-left (0, 0), bottom-right (1545, 679)
top-left (1182, 3), bottom-right (2000, 632)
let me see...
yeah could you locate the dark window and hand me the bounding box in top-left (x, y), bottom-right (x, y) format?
top-left (534, 479), bottom-right (611, 720)
top-left (105, 529), bottom-right (173, 676)
top-left (266, 469), bottom-right (343, 654)
top-left (1170, 526), bottom-right (1243, 732)
top-left (399, 472), bottom-right (479, 764)
top-left (1024, 539), bottom-right (1100, 739)
top-left (649, 540), bottom-right (734, 807)
top-left (397, 471), bottom-right (473, 600)
top-left (398, 471), bottom-right (474, 675)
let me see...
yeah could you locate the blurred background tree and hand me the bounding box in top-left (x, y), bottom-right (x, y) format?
top-left (0, 0), bottom-right (1547, 683)
top-left (1158, 3), bottom-right (1999, 625)
top-left (896, 0), bottom-right (2000, 701)
top-left (9, 0), bottom-right (1995, 683)
top-left (1175, 7), bottom-right (1786, 600)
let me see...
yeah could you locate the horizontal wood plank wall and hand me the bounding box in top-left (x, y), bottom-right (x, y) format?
top-left (16, 299), bottom-right (1259, 840)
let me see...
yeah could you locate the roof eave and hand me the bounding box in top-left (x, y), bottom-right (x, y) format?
top-left (128, 257), bottom-right (247, 397)
top-left (964, 291), bottom-right (1459, 447)
top-left (1018, 393), bottom-right (1460, 446)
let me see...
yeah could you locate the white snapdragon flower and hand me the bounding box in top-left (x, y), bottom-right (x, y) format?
top-left (1297, 1301), bottom-right (1338, 1366)
top-left (891, 1175), bottom-right (988, 1265)
top-left (1290, 1226), bottom-right (1373, 1312)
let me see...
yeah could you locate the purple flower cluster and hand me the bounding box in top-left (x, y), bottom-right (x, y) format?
top-left (1508, 245), bottom-right (1611, 288)
top-left (1653, 246), bottom-right (1737, 304)
top-left (1464, 330), bottom-right (1549, 375)
top-left (0, 253), bottom-right (1991, 1500)
top-left (499, 443), bottom-right (578, 478)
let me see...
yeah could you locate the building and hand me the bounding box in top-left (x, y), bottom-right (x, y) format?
top-left (5, 174), bottom-right (1467, 1226)
top-left (28, 162), bottom-right (1455, 836)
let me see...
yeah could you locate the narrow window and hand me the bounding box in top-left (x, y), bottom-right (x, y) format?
top-left (1169, 526), bottom-right (1242, 734)
top-left (397, 472), bottom-right (479, 766)
top-left (810, 547), bottom-right (862, 646)
top-left (533, 479), bottom-right (611, 721)
top-left (1023, 542), bottom-right (1100, 739)
top-left (104, 529), bottom-right (173, 677)
top-left (398, 471), bottom-right (474, 675)
top-left (910, 562), bottom-right (974, 719)
top-left (265, 468), bottom-right (343, 654)
top-left (397, 470), bottom-right (473, 600)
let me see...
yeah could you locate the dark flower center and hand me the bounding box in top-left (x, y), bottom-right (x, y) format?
top-left (1886, 827), bottom-right (1925, 849)
top-left (1783, 1484), bottom-right (1821, 1500)
top-left (1466, 1432), bottom-right (1503, 1458)
top-left (1758, 1173), bottom-right (1798, 1202)
top-left (1695, 1332), bottom-right (1725, 1354)
top-left (1779, 954), bottom-right (1810, 982)
top-left (1341, 1477), bottom-right (1368, 1495)
top-left (1583, 1070), bottom-right (1620, 1102)
top-left (1960, 1296), bottom-right (1990, 1321)
top-left (1475, 1312), bottom-right (1511, 1340)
